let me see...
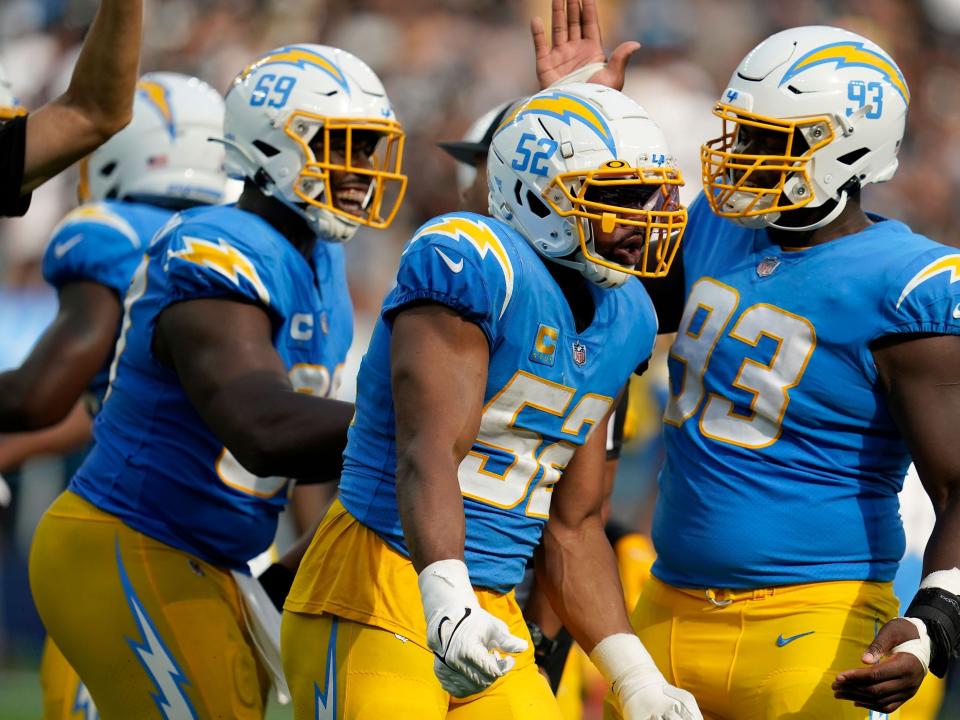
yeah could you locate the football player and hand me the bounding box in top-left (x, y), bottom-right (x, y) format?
top-left (282, 84), bottom-right (701, 720)
top-left (439, 99), bottom-right (657, 712)
top-left (0, 70), bottom-right (227, 720)
top-left (28, 44), bottom-right (407, 719)
top-left (542, 14), bottom-right (960, 720)
top-left (1, 0), bottom-right (143, 218)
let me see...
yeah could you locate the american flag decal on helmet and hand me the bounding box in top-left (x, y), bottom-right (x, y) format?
top-left (572, 341), bottom-right (587, 366)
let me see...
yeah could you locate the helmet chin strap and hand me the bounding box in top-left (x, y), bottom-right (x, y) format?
top-left (214, 136), bottom-right (361, 243)
top-left (768, 190), bottom-right (848, 233)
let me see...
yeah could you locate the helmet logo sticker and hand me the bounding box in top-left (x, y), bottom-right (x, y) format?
top-left (496, 91), bottom-right (617, 157)
top-left (137, 79), bottom-right (176, 139)
top-left (779, 41), bottom-right (909, 105)
top-left (239, 46), bottom-right (350, 95)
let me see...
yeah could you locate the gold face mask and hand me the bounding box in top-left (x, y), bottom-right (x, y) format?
top-left (542, 160), bottom-right (687, 278)
top-left (286, 111), bottom-right (407, 230)
top-left (701, 103), bottom-right (834, 220)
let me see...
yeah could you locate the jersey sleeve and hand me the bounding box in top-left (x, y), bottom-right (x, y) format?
top-left (41, 204), bottom-right (143, 294)
top-left (382, 214), bottom-right (517, 343)
top-left (156, 222), bottom-right (278, 313)
top-left (880, 247), bottom-right (960, 339)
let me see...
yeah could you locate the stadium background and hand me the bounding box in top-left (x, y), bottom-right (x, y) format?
top-left (1, 0), bottom-right (959, 717)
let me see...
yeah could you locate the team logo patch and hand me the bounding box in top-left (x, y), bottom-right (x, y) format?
top-left (572, 340), bottom-right (587, 366)
top-left (530, 324), bottom-right (559, 366)
top-left (756, 256), bottom-right (781, 278)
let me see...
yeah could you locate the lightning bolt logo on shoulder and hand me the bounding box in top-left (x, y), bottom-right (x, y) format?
top-left (52, 204), bottom-right (141, 249)
top-left (168, 236), bottom-right (271, 306)
top-left (896, 254), bottom-right (960, 310)
top-left (408, 216), bottom-right (515, 318)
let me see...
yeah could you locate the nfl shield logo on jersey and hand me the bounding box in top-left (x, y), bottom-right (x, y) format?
top-left (572, 341), bottom-right (587, 366)
top-left (756, 256), bottom-right (781, 278)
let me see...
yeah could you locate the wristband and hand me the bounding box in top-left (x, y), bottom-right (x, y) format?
top-left (891, 617), bottom-right (931, 675)
top-left (528, 625), bottom-right (573, 693)
top-left (588, 632), bottom-right (659, 685)
top-left (548, 62), bottom-right (607, 88)
top-left (905, 572), bottom-right (960, 678)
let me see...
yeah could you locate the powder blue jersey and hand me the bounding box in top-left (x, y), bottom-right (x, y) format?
top-left (41, 200), bottom-right (172, 411)
top-left (70, 204), bottom-right (353, 569)
top-left (654, 194), bottom-right (960, 588)
top-left (339, 212), bottom-right (656, 592)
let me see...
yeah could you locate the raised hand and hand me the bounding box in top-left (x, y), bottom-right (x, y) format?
top-left (531, 0), bottom-right (641, 91)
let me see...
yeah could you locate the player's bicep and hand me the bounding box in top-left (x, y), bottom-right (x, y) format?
top-left (157, 297), bottom-right (289, 414)
top-left (391, 303), bottom-right (489, 462)
top-left (873, 333), bottom-right (960, 509)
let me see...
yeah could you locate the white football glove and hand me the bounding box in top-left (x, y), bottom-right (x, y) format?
top-left (591, 634), bottom-right (703, 720)
top-left (418, 559), bottom-right (528, 697)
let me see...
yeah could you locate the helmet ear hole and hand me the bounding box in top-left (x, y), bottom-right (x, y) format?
top-left (513, 178), bottom-right (524, 205)
top-left (526, 190), bottom-right (550, 219)
top-left (836, 148), bottom-right (869, 165)
top-left (253, 140), bottom-right (281, 158)
top-left (100, 162), bottom-right (118, 177)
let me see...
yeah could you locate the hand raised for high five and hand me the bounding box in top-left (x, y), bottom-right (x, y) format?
top-left (531, 0), bottom-right (641, 91)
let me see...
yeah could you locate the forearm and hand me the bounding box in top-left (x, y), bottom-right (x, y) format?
top-left (396, 446), bottom-right (466, 573)
top-left (524, 575), bottom-right (565, 639)
top-left (536, 514), bottom-right (633, 653)
top-left (0, 402), bottom-right (92, 472)
top-left (23, 0), bottom-right (143, 192)
top-left (66, 0), bottom-right (142, 133)
top-left (209, 371), bottom-right (353, 480)
top-left (0, 369), bottom-right (77, 431)
top-left (922, 493), bottom-right (960, 575)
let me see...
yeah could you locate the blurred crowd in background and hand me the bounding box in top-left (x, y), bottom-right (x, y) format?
top-left (1, 0), bottom-right (960, 715)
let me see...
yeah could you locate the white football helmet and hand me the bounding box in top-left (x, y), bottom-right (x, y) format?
top-left (701, 26), bottom-right (910, 231)
top-left (79, 72), bottom-right (227, 206)
top-left (221, 44), bottom-right (407, 242)
top-left (0, 60), bottom-right (26, 119)
top-left (488, 84), bottom-right (686, 288)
